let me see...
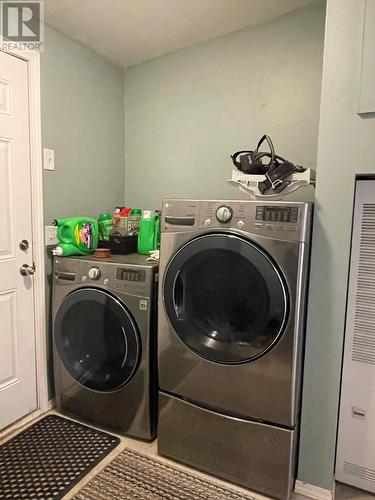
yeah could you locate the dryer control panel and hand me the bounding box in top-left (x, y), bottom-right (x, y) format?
top-left (161, 199), bottom-right (312, 243)
top-left (255, 205), bottom-right (299, 223)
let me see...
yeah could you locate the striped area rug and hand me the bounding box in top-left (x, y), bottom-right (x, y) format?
top-left (74, 448), bottom-right (255, 499)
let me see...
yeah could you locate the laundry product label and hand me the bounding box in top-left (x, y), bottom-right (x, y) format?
top-left (74, 223), bottom-right (94, 249)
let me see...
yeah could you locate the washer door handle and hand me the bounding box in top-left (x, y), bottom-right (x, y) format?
top-left (120, 327), bottom-right (129, 368)
top-left (173, 271), bottom-right (184, 318)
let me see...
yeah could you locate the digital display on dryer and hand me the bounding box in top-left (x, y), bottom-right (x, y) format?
top-left (116, 268), bottom-right (145, 282)
top-left (256, 206), bottom-right (298, 223)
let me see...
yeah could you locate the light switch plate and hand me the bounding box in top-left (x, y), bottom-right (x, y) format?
top-left (43, 148), bottom-right (55, 170)
top-left (45, 225), bottom-right (58, 246)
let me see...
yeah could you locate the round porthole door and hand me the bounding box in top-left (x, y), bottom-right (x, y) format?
top-left (54, 288), bottom-right (141, 391)
top-left (163, 233), bottom-right (289, 364)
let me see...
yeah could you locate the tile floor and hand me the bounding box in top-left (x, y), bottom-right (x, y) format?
top-left (335, 482), bottom-right (375, 500)
top-left (1, 410), bottom-right (374, 500)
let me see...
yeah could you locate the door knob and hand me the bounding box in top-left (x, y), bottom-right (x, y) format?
top-left (19, 239), bottom-right (30, 251)
top-left (20, 263), bottom-right (36, 276)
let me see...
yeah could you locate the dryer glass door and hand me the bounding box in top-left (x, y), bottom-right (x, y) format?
top-left (54, 288), bottom-right (140, 391)
top-left (163, 233), bottom-right (289, 364)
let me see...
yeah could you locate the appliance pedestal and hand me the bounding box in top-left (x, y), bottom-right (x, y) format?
top-left (158, 392), bottom-right (296, 500)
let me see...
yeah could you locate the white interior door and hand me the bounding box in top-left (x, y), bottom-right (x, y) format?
top-left (0, 50), bottom-right (37, 429)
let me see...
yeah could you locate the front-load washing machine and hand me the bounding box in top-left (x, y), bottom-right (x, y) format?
top-left (158, 199), bottom-right (312, 499)
top-left (52, 254), bottom-right (158, 440)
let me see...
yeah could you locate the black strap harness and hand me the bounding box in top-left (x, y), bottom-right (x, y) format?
top-left (231, 135), bottom-right (305, 195)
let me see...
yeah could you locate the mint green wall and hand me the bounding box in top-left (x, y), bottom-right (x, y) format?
top-left (41, 25), bottom-right (125, 395)
top-left (123, 2), bottom-right (333, 487)
top-left (124, 3), bottom-right (325, 209)
top-left (298, 0), bottom-right (375, 489)
top-left (42, 25), bottom-right (124, 223)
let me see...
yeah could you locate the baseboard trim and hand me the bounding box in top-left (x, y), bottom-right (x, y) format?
top-left (48, 398), bottom-right (56, 410)
top-left (294, 480), bottom-right (333, 500)
top-left (0, 408), bottom-right (43, 442)
top-left (0, 399), bottom-right (55, 442)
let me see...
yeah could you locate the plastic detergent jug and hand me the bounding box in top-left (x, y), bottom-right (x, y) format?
top-left (98, 213), bottom-right (113, 241)
top-left (52, 217), bottom-right (99, 257)
top-left (137, 211), bottom-right (160, 255)
top-left (131, 208), bottom-right (142, 217)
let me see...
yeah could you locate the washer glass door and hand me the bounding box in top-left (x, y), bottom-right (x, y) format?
top-left (163, 233), bottom-right (289, 364)
top-left (54, 288), bottom-right (140, 391)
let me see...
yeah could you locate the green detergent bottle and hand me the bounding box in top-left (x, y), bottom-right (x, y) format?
top-left (154, 212), bottom-right (160, 249)
top-left (137, 211), bottom-right (160, 255)
top-left (52, 217), bottom-right (99, 257)
top-left (98, 213), bottom-right (113, 241)
top-left (131, 208), bottom-right (142, 216)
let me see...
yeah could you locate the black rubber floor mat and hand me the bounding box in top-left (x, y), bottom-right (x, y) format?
top-left (0, 414), bottom-right (120, 500)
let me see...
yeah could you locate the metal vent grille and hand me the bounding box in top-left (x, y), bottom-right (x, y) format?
top-left (344, 461), bottom-right (375, 482)
top-left (352, 203), bottom-right (375, 364)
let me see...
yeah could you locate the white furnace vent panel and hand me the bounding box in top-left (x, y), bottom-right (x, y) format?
top-left (336, 180), bottom-right (375, 493)
top-left (352, 203), bottom-right (375, 364)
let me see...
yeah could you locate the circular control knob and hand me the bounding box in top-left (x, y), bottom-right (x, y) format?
top-left (216, 205), bottom-right (233, 223)
top-left (88, 267), bottom-right (101, 280)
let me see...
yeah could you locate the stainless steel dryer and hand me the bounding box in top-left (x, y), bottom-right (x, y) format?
top-left (158, 199), bottom-right (312, 499)
top-left (52, 254), bottom-right (158, 440)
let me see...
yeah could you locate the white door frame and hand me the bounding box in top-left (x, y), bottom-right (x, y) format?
top-left (0, 43), bottom-right (49, 421)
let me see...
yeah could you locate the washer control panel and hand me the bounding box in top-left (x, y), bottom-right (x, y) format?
top-left (88, 267), bottom-right (101, 280)
top-left (54, 257), bottom-right (157, 297)
top-left (116, 268), bottom-right (146, 283)
top-left (216, 205), bottom-right (233, 223)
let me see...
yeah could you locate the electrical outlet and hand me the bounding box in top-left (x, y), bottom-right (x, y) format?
top-left (43, 148), bottom-right (55, 171)
top-left (45, 225), bottom-right (58, 246)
